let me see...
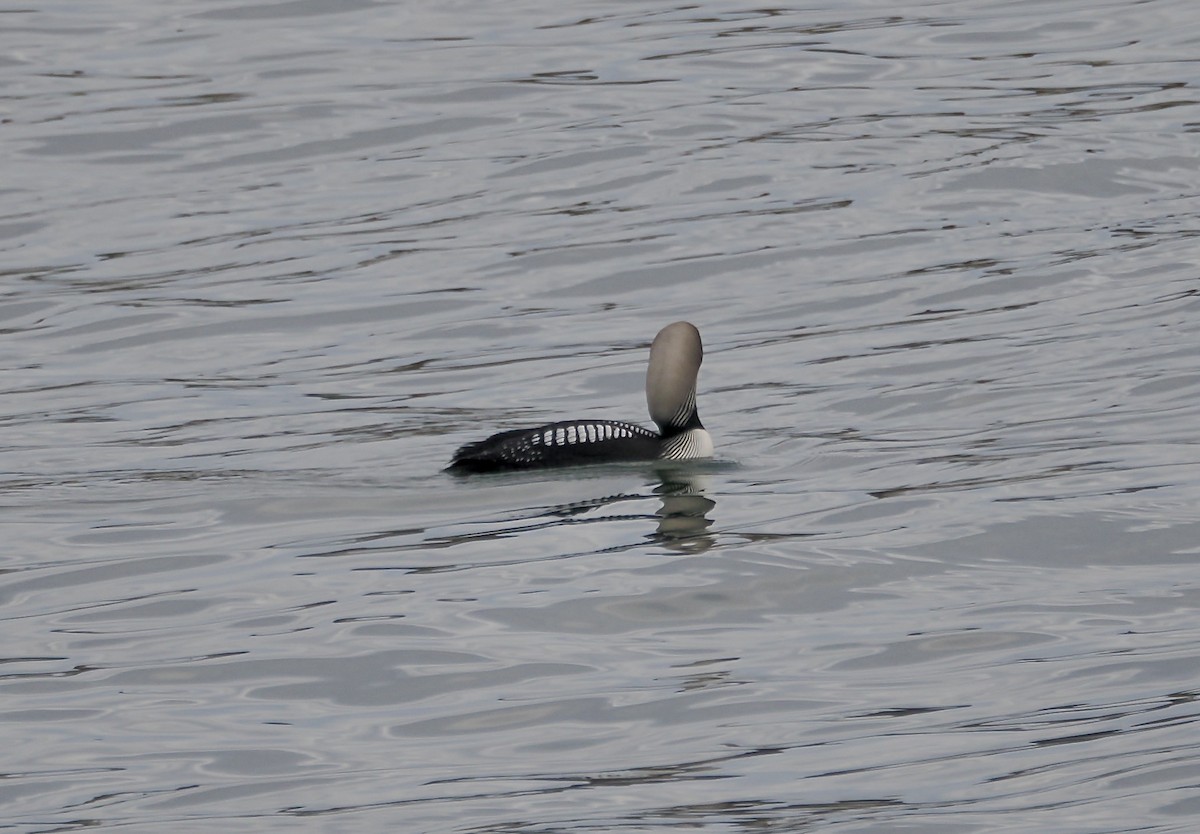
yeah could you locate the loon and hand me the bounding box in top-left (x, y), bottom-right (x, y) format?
top-left (448, 321), bottom-right (714, 472)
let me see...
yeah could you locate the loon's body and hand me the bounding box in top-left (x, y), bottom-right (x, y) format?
top-left (449, 321), bottom-right (713, 472)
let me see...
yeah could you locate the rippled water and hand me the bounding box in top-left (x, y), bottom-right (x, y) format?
top-left (4, 0), bottom-right (1200, 831)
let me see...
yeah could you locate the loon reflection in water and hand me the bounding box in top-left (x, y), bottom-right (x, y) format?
top-left (449, 321), bottom-right (714, 472)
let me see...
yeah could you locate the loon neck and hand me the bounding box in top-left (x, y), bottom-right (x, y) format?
top-left (656, 401), bottom-right (704, 438)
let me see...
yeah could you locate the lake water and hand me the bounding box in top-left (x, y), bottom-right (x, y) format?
top-left (3, 0), bottom-right (1200, 831)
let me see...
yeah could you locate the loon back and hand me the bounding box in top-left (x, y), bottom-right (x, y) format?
top-left (448, 321), bottom-right (713, 473)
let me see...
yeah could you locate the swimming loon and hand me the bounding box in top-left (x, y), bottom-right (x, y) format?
top-left (448, 321), bottom-right (714, 472)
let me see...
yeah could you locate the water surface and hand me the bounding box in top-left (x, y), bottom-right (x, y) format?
top-left (3, 0), bottom-right (1200, 831)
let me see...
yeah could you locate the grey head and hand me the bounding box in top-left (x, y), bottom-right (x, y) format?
top-left (645, 321), bottom-right (704, 432)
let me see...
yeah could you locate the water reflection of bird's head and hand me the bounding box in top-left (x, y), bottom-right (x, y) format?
top-left (651, 466), bottom-right (716, 552)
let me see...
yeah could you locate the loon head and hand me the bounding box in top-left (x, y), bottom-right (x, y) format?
top-left (646, 321), bottom-right (705, 435)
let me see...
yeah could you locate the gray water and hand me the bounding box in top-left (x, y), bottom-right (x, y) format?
top-left (3, 0), bottom-right (1200, 831)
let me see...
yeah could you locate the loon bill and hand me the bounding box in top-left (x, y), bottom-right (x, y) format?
top-left (448, 321), bottom-right (714, 472)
